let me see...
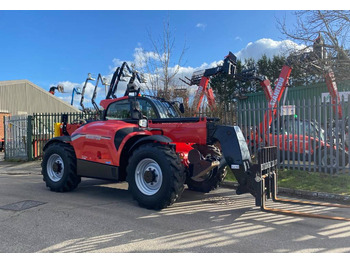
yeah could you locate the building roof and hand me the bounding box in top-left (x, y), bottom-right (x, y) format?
top-left (0, 80), bottom-right (80, 115)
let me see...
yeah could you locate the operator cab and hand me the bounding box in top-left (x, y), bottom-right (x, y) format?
top-left (103, 96), bottom-right (182, 121)
top-left (102, 61), bottom-right (184, 122)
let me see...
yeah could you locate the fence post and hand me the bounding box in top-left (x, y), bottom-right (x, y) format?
top-left (3, 115), bottom-right (7, 160)
top-left (27, 115), bottom-right (33, 161)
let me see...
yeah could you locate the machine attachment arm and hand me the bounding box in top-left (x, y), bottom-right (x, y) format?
top-left (107, 62), bottom-right (145, 99)
top-left (80, 73), bottom-right (96, 112)
top-left (324, 67), bottom-right (342, 118)
top-left (71, 87), bottom-right (81, 106)
top-left (91, 74), bottom-right (109, 113)
top-left (182, 52), bottom-right (238, 115)
top-left (106, 67), bottom-right (120, 99)
top-left (260, 65), bottom-right (292, 134)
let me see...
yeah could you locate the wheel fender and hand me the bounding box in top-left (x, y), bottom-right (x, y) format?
top-left (128, 135), bottom-right (173, 154)
top-left (43, 136), bottom-right (71, 152)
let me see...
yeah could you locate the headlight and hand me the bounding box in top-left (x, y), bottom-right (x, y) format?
top-left (138, 119), bottom-right (148, 128)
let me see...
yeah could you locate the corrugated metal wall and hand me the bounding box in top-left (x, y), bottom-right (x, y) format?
top-left (0, 80), bottom-right (79, 115)
top-left (237, 81), bottom-right (350, 125)
top-left (239, 80), bottom-right (350, 105)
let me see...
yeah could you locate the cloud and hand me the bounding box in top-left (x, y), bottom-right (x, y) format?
top-left (54, 38), bottom-right (305, 109)
top-left (234, 38), bottom-right (306, 61)
top-left (196, 23), bottom-right (207, 30)
top-left (55, 79), bottom-right (106, 109)
top-left (133, 47), bottom-right (159, 68)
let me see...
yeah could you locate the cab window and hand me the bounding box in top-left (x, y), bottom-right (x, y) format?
top-left (138, 99), bottom-right (157, 119)
top-left (105, 100), bottom-right (131, 120)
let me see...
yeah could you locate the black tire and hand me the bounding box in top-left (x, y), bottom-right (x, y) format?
top-left (126, 143), bottom-right (185, 210)
top-left (318, 148), bottom-right (348, 174)
top-left (41, 143), bottom-right (81, 192)
top-left (186, 166), bottom-right (227, 193)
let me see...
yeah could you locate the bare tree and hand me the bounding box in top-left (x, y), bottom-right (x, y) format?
top-left (135, 17), bottom-right (187, 99)
top-left (277, 10), bottom-right (350, 80)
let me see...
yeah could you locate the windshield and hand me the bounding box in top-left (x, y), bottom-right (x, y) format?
top-left (149, 98), bottom-right (180, 118)
top-left (272, 117), bottom-right (326, 141)
top-left (290, 119), bottom-right (326, 141)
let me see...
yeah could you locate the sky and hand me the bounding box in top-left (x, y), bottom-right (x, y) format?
top-left (0, 4), bottom-right (342, 108)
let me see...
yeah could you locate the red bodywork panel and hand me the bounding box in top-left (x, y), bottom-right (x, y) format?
top-left (70, 121), bottom-right (152, 166)
top-left (249, 131), bottom-right (328, 156)
top-left (148, 119), bottom-right (209, 167)
top-left (67, 117), bottom-right (209, 168)
top-left (148, 119), bottom-right (207, 145)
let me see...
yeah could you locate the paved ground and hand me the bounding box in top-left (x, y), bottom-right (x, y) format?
top-left (1, 153), bottom-right (350, 253)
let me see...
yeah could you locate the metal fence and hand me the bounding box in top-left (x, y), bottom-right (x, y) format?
top-left (4, 99), bottom-right (349, 174)
top-left (4, 112), bottom-right (96, 160)
top-left (236, 98), bottom-right (349, 174)
top-left (4, 115), bottom-right (28, 160)
top-left (31, 112), bottom-right (97, 159)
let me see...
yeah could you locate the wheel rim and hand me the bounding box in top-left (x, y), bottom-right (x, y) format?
top-left (135, 158), bottom-right (163, 196)
top-left (321, 153), bottom-right (337, 167)
top-left (47, 154), bottom-right (64, 182)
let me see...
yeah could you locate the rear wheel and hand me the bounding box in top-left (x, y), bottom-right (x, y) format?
top-left (126, 143), bottom-right (185, 210)
top-left (41, 143), bottom-right (81, 192)
top-left (318, 148), bottom-right (349, 174)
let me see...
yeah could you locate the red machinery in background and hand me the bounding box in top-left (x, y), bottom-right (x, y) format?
top-left (49, 84), bottom-right (64, 95)
top-left (246, 34), bottom-right (348, 172)
top-left (180, 52), bottom-right (237, 114)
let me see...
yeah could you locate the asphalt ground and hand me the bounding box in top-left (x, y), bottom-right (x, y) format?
top-left (1, 153), bottom-right (350, 253)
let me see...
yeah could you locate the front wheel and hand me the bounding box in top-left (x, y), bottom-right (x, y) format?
top-left (41, 143), bottom-right (81, 192)
top-left (126, 143), bottom-right (185, 210)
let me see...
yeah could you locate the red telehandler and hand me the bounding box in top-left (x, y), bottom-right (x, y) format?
top-left (43, 60), bottom-right (251, 209)
top-left (246, 34), bottom-right (349, 172)
top-left (41, 55), bottom-right (350, 221)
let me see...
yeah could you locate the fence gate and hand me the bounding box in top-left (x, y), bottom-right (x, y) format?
top-left (4, 115), bottom-right (28, 160)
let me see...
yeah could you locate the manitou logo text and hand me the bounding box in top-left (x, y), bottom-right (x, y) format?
top-left (270, 77), bottom-right (284, 108)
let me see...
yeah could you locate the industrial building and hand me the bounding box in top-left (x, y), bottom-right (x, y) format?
top-left (0, 80), bottom-right (79, 115)
top-left (0, 79), bottom-right (79, 141)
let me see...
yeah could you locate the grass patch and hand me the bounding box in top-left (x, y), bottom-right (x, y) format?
top-left (225, 168), bottom-right (350, 195)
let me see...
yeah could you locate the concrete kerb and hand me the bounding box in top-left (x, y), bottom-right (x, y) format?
top-left (221, 181), bottom-right (350, 203)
